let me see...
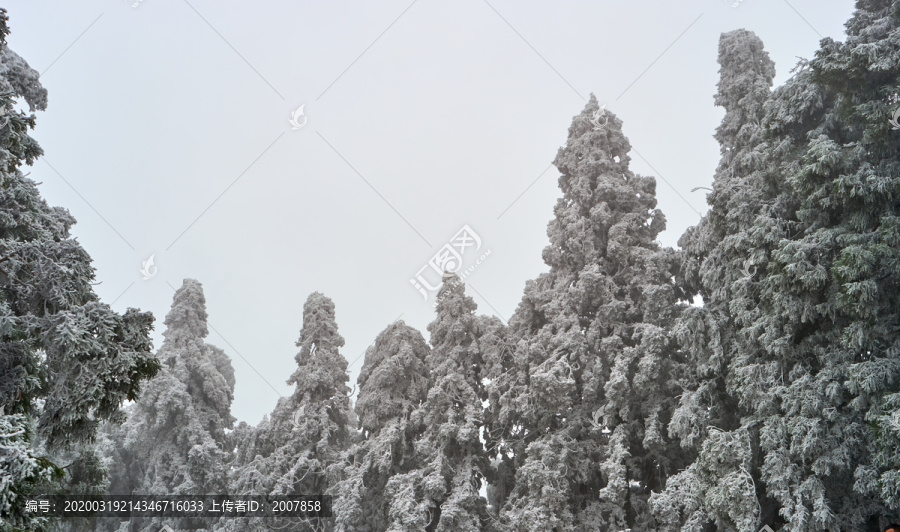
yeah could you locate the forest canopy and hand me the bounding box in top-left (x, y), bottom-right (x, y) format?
top-left (1, 1), bottom-right (899, 531)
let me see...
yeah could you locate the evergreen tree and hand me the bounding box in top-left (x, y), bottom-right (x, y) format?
top-left (798, 1), bottom-right (900, 522)
top-left (656, 2), bottom-right (900, 529)
top-left (333, 320), bottom-right (430, 532)
top-left (104, 279), bottom-right (235, 532)
top-left (0, 9), bottom-right (159, 530)
top-left (45, 446), bottom-right (110, 532)
top-left (474, 314), bottom-right (510, 518)
top-left (491, 95), bottom-right (685, 531)
top-left (226, 292), bottom-right (353, 531)
top-left (740, 1), bottom-right (900, 527)
top-left (650, 29), bottom-right (780, 532)
top-left (385, 273), bottom-right (499, 531)
top-left (95, 421), bottom-right (134, 508)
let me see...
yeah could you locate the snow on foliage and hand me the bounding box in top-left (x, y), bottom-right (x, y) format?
top-left (6, 1), bottom-right (897, 530)
top-left (97, 279), bottom-right (234, 532)
top-left (224, 292), bottom-right (353, 531)
top-left (383, 274), bottom-right (500, 531)
top-left (0, 8), bottom-right (158, 530)
top-left (332, 320), bottom-right (430, 531)
top-left (486, 94), bottom-right (686, 532)
top-left (652, 5), bottom-right (900, 528)
top-left (651, 28), bottom-right (778, 532)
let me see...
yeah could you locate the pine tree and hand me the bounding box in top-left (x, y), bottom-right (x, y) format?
top-left (384, 273), bottom-right (499, 531)
top-left (104, 279), bottom-right (235, 532)
top-left (655, 2), bottom-right (900, 528)
top-left (797, 1), bottom-right (900, 522)
top-left (226, 292), bottom-right (353, 531)
top-left (333, 320), bottom-right (430, 532)
top-left (0, 9), bottom-right (159, 530)
top-left (490, 95), bottom-right (685, 531)
top-left (649, 29), bottom-right (780, 532)
top-left (736, 1), bottom-right (900, 527)
top-left (474, 313), bottom-right (510, 518)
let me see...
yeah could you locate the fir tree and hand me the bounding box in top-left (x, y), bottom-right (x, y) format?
top-left (333, 320), bottom-right (430, 532)
top-left (104, 279), bottom-right (235, 532)
top-left (474, 314), bottom-right (510, 518)
top-left (656, 3), bottom-right (900, 528)
top-left (385, 273), bottom-right (498, 531)
top-left (226, 292), bottom-right (353, 532)
top-left (798, 1), bottom-right (900, 521)
top-left (0, 9), bottom-right (158, 530)
top-left (650, 29), bottom-right (780, 532)
top-left (492, 95), bottom-right (685, 531)
top-left (737, 1), bottom-right (900, 527)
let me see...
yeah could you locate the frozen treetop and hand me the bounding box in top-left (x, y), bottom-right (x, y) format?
top-left (0, 15), bottom-right (47, 113)
top-left (162, 278), bottom-right (210, 345)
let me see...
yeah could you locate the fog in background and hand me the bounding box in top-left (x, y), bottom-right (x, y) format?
top-left (4, 0), bottom-right (855, 425)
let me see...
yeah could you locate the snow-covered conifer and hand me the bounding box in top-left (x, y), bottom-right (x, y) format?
top-left (226, 292), bottom-right (353, 531)
top-left (385, 273), bottom-right (500, 531)
top-left (0, 9), bottom-right (158, 529)
top-left (333, 320), bottom-right (430, 532)
top-left (737, 2), bottom-right (900, 527)
top-left (656, 4), bottom-right (900, 528)
top-left (650, 29), bottom-right (779, 531)
top-left (107, 279), bottom-right (234, 532)
top-left (494, 95), bottom-right (685, 531)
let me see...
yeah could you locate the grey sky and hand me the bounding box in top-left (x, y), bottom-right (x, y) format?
top-left (6, 0), bottom-right (854, 425)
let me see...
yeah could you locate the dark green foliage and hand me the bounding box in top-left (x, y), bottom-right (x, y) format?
top-left (0, 9), bottom-right (157, 531)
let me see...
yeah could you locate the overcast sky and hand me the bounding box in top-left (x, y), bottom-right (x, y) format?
top-left (5, 0), bottom-right (856, 425)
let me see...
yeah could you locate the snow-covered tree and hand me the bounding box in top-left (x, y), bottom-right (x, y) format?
top-left (42, 446), bottom-right (110, 532)
top-left (333, 320), bottom-right (430, 532)
top-left (649, 29), bottom-right (779, 531)
top-left (490, 95), bottom-right (686, 531)
top-left (102, 279), bottom-right (235, 532)
top-left (0, 9), bottom-right (159, 530)
top-left (794, 2), bottom-right (900, 522)
top-left (474, 314), bottom-right (511, 517)
top-left (384, 273), bottom-right (499, 531)
top-left (736, 1), bottom-right (900, 527)
top-left (226, 292), bottom-right (353, 531)
top-left (656, 3), bottom-right (900, 528)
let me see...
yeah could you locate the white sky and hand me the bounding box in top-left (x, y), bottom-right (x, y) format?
top-left (5, 0), bottom-right (855, 425)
